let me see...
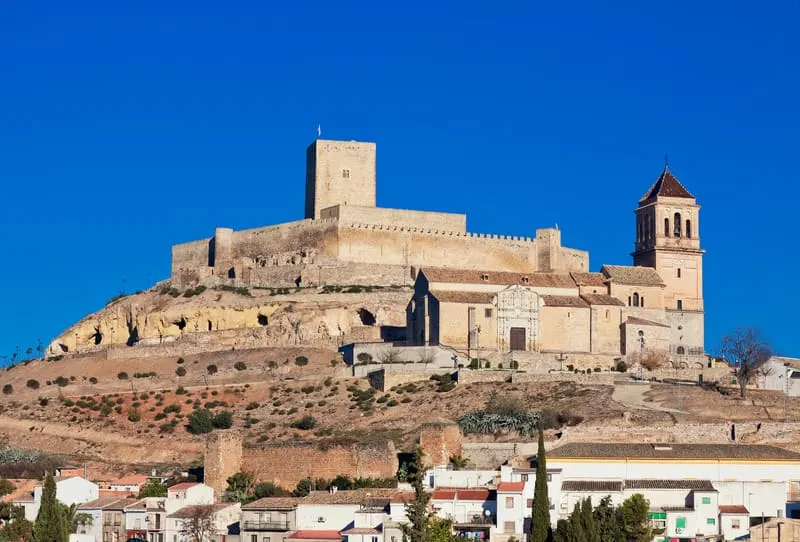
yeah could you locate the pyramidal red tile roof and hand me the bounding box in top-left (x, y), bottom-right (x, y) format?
top-left (640, 166), bottom-right (695, 202)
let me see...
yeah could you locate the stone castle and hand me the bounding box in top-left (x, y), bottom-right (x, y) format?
top-left (170, 138), bottom-right (705, 361)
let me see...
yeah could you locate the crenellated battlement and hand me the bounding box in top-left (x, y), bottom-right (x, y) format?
top-left (340, 221), bottom-right (536, 243)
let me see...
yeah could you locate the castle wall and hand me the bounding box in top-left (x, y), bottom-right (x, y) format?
top-left (172, 238), bottom-right (211, 275)
top-left (306, 140), bottom-right (377, 219)
top-left (320, 204), bottom-right (467, 233)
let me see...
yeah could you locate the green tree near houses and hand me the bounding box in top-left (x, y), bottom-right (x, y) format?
top-left (593, 496), bottom-right (622, 542)
top-left (401, 447), bottom-right (432, 542)
top-left (33, 473), bottom-right (68, 542)
top-left (530, 427), bottom-right (552, 542)
top-left (618, 494), bottom-right (651, 542)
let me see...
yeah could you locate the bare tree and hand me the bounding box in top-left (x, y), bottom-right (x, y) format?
top-left (180, 505), bottom-right (217, 542)
top-left (639, 349), bottom-right (669, 371)
top-left (720, 327), bottom-right (772, 399)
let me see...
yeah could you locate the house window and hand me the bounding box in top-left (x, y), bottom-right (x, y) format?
top-left (503, 522), bottom-right (515, 534)
top-left (521, 276), bottom-right (529, 284)
top-left (506, 496), bottom-right (515, 508)
top-left (676, 517), bottom-right (687, 529)
top-left (677, 300), bottom-right (683, 310)
top-left (628, 296), bottom-right (632, 306)
top-left (707, 518), bottom-right (715, 525)
top-left (250, 536), bottom-right (257, 542)
top-left (702, 496), bottom-right (711, 505)
top-left (342, 169), bottom-right (350, 178)
top-left (677, 268), bottom-right (681, 278)
top-left (731, 519), bottom-right (741, 529)
top-left (481, 274), bottom-right (489, 281)
top-left (547, 473), bottom-right (552, 482)
top-left (632, 293), bottom-right (640, 307)
top-left (677, 346), bottom-right (685, 355)
top-left (342, 537), bottom-right (348, 542)
top-left (263, 538), bottom-right (270, 542)
top-left (520, 474), bottom-right (528, 481)
top-left (605, 310), bottom-right (610, 319)
top-left (485, 308), bottom-right (493, 318)
top-left (372, 537), bottom-right (379, 542)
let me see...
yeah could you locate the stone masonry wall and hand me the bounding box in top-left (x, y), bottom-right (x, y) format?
top-left (321, 204), bottom-right (467, 233)
top-left (205, 432), bottom-right (244, 499)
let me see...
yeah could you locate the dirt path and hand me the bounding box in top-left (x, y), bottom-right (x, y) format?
top-left (612, 383), bottom-right (684, 413)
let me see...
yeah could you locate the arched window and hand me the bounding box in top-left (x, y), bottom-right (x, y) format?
top-left (686, 219), bottom-right (692, 239)
top-left (648, 214), bottom-right (654, 240)
top-left (673, 212), bottom-right (682, 237)
top-left (677, 346), bottom-right (685, 355)
top-left (664, 217), bottom-right (670, 237)
top-left (628, 296), bottom-right (632, 306)
top-left (632, 292), bottom-right (640, 307)
top-left (641, 297), bottom-right (645, 308)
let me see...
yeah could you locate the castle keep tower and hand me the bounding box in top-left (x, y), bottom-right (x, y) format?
top-left (304, 139), bottom-right (377, 219)
top-left (633, 164), bottom-right (705, 354)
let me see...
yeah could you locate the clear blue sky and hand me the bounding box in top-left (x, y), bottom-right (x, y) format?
top-left (1, 1), bottom-right (798, 360)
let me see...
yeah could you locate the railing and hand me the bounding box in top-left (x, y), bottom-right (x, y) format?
top-left (453, 516), bottom-right (496, 527)
top-left (243, 521), bottom-right (291, 531)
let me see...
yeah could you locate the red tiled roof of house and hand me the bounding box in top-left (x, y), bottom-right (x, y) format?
top-left (640, 166), bottom-right (695, 202)
top-left (719, 505), bottom-right (749, 514)
top-left (389, 492), bottom-right (415, 503)
top-left (287, 531), bottom-right (342, 540)
top-left (98, 490), bottom-right (133, 498)
top-left (496, 482), bottom-right (525, 492)
top-left (1, 479), bottom-right (38, 504)
top-left (432, 488), bottom-right (494, 501)
top-left (168, 482), bottom-right (199, 491)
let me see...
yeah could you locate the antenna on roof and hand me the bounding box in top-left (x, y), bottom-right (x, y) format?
top-left (664, 153), bottom-right (669, 170)
top-left (317, 124), bottom-right (322, 139)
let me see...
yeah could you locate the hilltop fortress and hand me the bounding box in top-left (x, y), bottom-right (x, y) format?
top-left (49, 138), bottom-right (704, 362)
top-left (170, 139), bottom-right (588, 289)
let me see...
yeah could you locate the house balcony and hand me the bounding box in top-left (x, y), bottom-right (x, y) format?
top-left (243, 520), bottom-right (291, 531)
top-left (453, 515), bottom-right (495, 532)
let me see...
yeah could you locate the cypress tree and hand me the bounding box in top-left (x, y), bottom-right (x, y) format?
top-left (33, 473), bottom-right (67, 542)
top-left (530, 427), bottom-right (552, 542)
top-left (401, 447), bottom-right (432, 542)
top-left (579, 498), bottom-right (599, 542)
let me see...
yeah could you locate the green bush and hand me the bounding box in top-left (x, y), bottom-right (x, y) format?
top-left (615, 360), bottom-right (628, 372)
top-left (177, 357), bottom-right (185, 364)
top-left (212, 411), bottom-right (233, 429)
top-left (430, 373), bottom-right (455, 392)
top-left (176, 387), bottom-right (187, 395)
top-left (1, 384), bottom-right (12, 395)
top-left (387, 399), bottom-right (399, 407)
top-left (127, 407), bottom-right (142, 422)
top-left (294, 356), bottom-right (309, 367)
top-left (133, 372), bottom-right (157, 378)
top-left (186, 409), bottom-right (215, 434)
top-left (54, 376), bottom-right (69, 387)
top-left (176, 367), bottom-right (187, 377)
top-left (301, 385), bottom-right (315, 394)
top-left (117, 372), bottom-right (128, 380)
top-left (89, 377), bottom-right (98, 384)
top-left (234, 361), bottom-right (247, 371)
top-left (206, 364), bottom-right (218, 375)
top-left (290, 415), bottom-right (317, 430)
top-left (163, 404), bottom-right (181, 414)
top-left (245, 402), bottom-right (260, 411)
top-left (26, 379), bottom-right (40, 390)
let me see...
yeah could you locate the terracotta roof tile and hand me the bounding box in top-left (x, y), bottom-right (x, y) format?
top-left (110, 474), bottom-right (149, 486)
top-left (570, 272), bottom-right (607, 287)
top-left (626, 479), bottom-right (715, 491)
top-left (432, 488), bottom-right (495, 501)
top-left (430, 290), bottom-right (494, 304)
top-left (341, 528), bottom-right (381, 535)
top-left (549, 443), bottom-right (800, 460)
top-left (301, 488), bottom-right (399, 505)
top-left (719, 505), bottom-right (749, 514)
top-left (640, 166), bottom-right (695, 202)
top-left (541, 295), bottom-right (589, 308)
top-left (625, 316), bottom-right (670, 328)
top-left (242, 497), bottom-right (301, 510)
top-left (580, 294), bottom-right (625, 307)
top-left (496, 482), bottom-right (525, 492)
top-left (561, 480), bottom-right (623, 493)
top-left (167, 503), bottom-right (237, 519)
top-left (168, 482), bottom-right (199, 491)
top-left (422, 268), bottom-right (576, 288)
top-left (602, 265), bottom-right (665, 286)
top-left (287, 531), bottom-right (342, 540)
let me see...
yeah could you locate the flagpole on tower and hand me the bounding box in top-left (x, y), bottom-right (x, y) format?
top-left (317, 124), bottom-right (321, 139)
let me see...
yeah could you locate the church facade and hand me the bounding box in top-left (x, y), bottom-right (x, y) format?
top-left (407, 166), bottom-right (705, 361)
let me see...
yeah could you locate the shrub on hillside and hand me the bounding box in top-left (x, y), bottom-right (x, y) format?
top-left (186, 409), bottom-right (215, 434)
top-left (117, 372), bottom-right (129, 380)
top-left (212, 411), bottom-right (233, 429)
top-left (177, 357), bottom-right (185, 364)
top-left (175, 367), bottom-right (187, 377)
top-left (206, 364), bottom-right (218, 375)
top-left (1, 385), bottom-right (12, 395)
top-left (290, 415), bottom-right (317, 430)
top-left (26, 379), bottom-right (40, 390)
top-left (294, 356), bottom-right (309, 367)
top-left (54, 376), bottom-right (69, 387)
top-left (234, 361), bottom-right (246, 371)
top-left (127, 407), bottom-right (142, 423)
top-left (89, 377), bottom-right (98, 384)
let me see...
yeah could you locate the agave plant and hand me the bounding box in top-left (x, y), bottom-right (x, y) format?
top-left (458, 410), bottom-right (541, 436)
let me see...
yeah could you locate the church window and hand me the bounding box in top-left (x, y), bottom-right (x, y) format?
top-left (632, 292), bottom-right (640, 307)
top-left (677, 346), bottom-right (686, 355)
top-left (677, 300), bottom-right (683, 310)
top-left (481, 274), bottom-right (489, 282)
top-left (605, 310), bottom-right (610, 319)
top-left (664, 217), bottom-right (670, 237)
top-left (673, 212), bottom-right (682, 237)
top-left (628, 296), bottom-right (632, 306)
top-left (686, 219), bottom-right (692, 239)
top-left (641, 297), bottom-right (644, 307)
top-left (521, 276), bottom-right (530, 284)
top-left (677, 268), bottom-right (681, 278)
top-left (342, 169), bottom-right (350, 178)
top-left (485, 308), bottom-right (493, 318)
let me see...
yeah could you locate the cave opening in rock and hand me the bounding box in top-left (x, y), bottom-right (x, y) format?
top-left (173, 318), bottom-right (187, 331)
top-left (126, 326), bottom-right (139, 347)
top-left (294, 276), bottom-right (302, 287)
top-left (257, 314), bottom-right (269, 326)
top-left (208, 320), bottom-right (213, 331)
top-left (227, 267), bottom-right (236, 279)
top-left (358, 309), bottom-right (376, 326)
top-left (58, 343), bottom-right (69, 353)
top-left (91, 326), bottom-right (103, 345)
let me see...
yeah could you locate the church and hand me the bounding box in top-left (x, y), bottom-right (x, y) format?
top-left (406, 165), bottom-right (705, 362)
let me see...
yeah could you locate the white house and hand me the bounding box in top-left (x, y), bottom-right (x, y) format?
top-left (16, 476), bottom-right (100, 521)
top-left (494, 482), bottom-right (525, 540)
top-left (109, 474), bottom-right (150, 496)
top-left (431, 487), bottom-right (495, 541)
top-left (761, 356), bottom-right (800, 396)
top-left (166, 502), bottom-right (240, 542)
top-left (166, 482), bottom-right (214, 514)
top-left (424, 466), bottom-right (498, 489)
top-left (499, 465), bottom-right (562, 527)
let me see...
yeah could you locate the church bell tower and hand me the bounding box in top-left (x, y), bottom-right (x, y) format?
top-left (632, 163), bottom-right (705, 354)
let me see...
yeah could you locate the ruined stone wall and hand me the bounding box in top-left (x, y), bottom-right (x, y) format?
top-left (419, 422), bottom-right (462, 467)
top-left (241, 442), bottom-right (398, 489)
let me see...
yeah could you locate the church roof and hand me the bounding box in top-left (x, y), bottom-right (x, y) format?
top-left (570, 272), bottom-right (607, 287)
top-left (421, 268), bottom-right (576, 288)
top-left (601, 265), bottom-right (665, 286)
top-left (580, 293), bottom-right (625, 306)
top-left (625, 316), bottom-right (670, 328)
top-left (640, 166), bottom-right (695, 202)
top-left (430, 290), bottom-right (494, 304)
top-left (541, 295), bottom-right (589, 308)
